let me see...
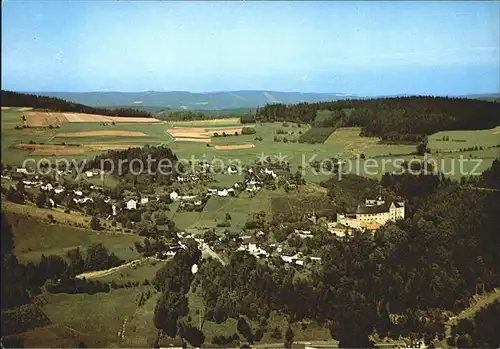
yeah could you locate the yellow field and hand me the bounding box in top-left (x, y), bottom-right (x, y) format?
top-left (175, 137), bottom-right (211, 143)
top-left (56, 130), bottom-right (148, 137)
top-left (163, 117), bottom-right (241, 125)
top-left (214, 143), bottom-right (256, 150)
top-left (23, 110), bottom-right (162, 127)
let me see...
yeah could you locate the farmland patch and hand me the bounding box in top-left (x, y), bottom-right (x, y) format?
top-left (163, 117), bottom-right (241, 125)
top-left (15, 144), bottom-right (86, 156)
top-left (174, 137), bottom-right (211, 143)
top-left (214, 143), bottom-right (255, 150)
top-left (56, 130), bottom-right (148, 137)
top-left (298, 127), bottom-right (335, 144)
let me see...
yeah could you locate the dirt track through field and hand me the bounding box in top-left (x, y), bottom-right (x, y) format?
top-left (214, 143), bottom-right (255, 150)
top-left (106, 116), bottom-right (163, 123)
top-left (168, 132), bottom-right (211, 138)
top-left (56, 130), bottom-right (148, 137)
top-left (87, 144), bottom-right (141, 151)
top-left (76, 260), bottom-right (140, 279)
top-left (164, 117), bottom-right (241, 125)
top-left (175, 137), bottom-right (211, 143)
top-left (75, 257), bottom-right (161, 280)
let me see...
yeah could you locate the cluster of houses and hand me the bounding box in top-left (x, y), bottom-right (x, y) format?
top-left (15, 166), bottom-right (98, 178)
top-left (125, 196), bottom-right (157, 210)
top-left (235, 232), bottom-right (321, 267)
top-left (156, 231), bottom-right (206, 259)
top-left (176, 174), bottom-right (201, 183)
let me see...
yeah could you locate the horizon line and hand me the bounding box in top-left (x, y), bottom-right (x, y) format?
top-left (5, 90), bottom-right (500, 98)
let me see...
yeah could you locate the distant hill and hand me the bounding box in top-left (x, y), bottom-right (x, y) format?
top-left (462, 93), bottom-right (500, 102)
top-left (1, 91), bottom-right (152, 118)
top-left (33, 91), bottom-right (357, 110)
top-left (100, 105), bottom-right (255, 117)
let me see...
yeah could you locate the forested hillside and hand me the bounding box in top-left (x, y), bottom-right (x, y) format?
top-left (256, 96), bottom-right (500, 142)
top-left (155, 110), bottom-right (239, 121)
top-left (1, 91), bottom-right (152, 118)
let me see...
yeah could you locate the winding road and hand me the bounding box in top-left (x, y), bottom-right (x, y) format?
top-left (75, 257), bottom-right (160, 280)
top-left (445, 287), bottom-right (500, 337)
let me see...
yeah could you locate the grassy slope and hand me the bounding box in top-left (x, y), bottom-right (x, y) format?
top-left (2, 200), bottom-right (143, 263)
top-left (41, 286), bottom-right (159, 347)
top-left (429, 127), bottom-right (500, 151)
top-left (169, 188), bottom-right (275, 232)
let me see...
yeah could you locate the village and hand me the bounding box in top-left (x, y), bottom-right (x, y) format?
top-left (2, 159), bottom-right (407, 271)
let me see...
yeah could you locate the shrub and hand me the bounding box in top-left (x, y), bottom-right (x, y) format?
top-left (90, 216), bottom-right (102, 230)
top-left (241, 127), bottom-right (256, 135)
top-left (270, 326), bottom-right (282, 339)
top-left (47, 214), bottom-right (55, 223)
top-left (1, 304), bottom-right (51, 336)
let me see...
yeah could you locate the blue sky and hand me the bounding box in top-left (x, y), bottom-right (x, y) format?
top-left (2, 1), bottom-right (499, 96)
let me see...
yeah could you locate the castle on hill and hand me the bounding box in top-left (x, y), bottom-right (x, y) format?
top-left (336, 196), bottom-right (405, 231)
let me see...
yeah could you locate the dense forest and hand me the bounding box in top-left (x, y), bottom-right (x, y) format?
top-left (155, 109), bottom-right (255, 121)
top-left (155, 110), bottom-right (235, 121)
top-left (256, 96), bottom-right (500, 142)
top-left (85, 145), bottom-right (180, 180)
top-left (1, 90), bottom-right (152, 118)
top-left (479, 158), bottom-right (500, 189)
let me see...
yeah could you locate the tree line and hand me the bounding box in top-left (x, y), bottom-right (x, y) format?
top-left (255, 96), bottom-right (500, 142)
top-left (156, 110), bottom-right (241, 121)
top-left (1, 90), bottom-right (152, 118)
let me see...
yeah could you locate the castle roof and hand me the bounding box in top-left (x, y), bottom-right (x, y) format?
top-left (355, 201), bottom-right (403, 215)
